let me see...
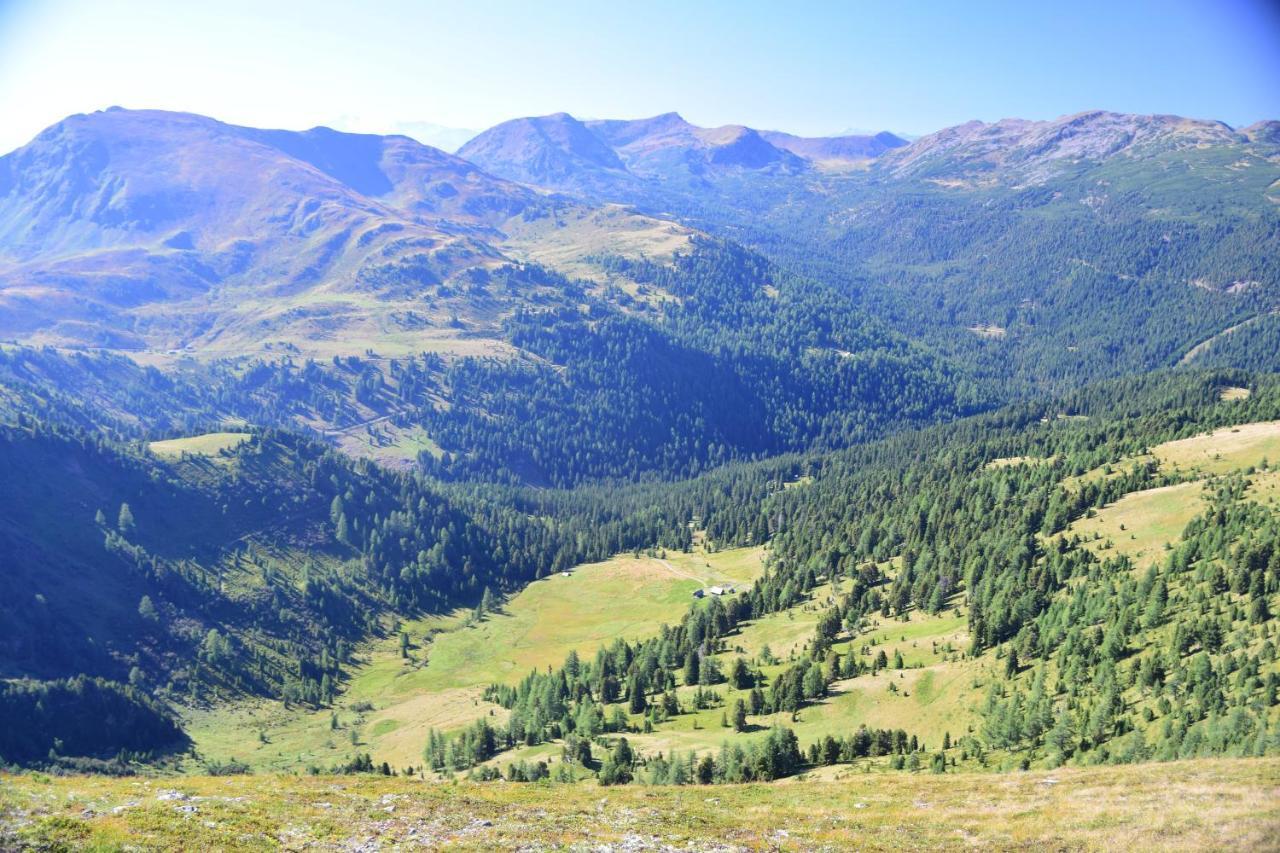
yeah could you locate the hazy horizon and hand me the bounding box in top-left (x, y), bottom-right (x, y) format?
top-left (2, 0), bottom-right (1278, 155)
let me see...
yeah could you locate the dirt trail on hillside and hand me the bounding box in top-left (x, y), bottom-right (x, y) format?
top-left (656, 559), bottom-right (707, 586)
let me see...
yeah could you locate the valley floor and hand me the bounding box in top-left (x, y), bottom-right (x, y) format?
top-left (2, 758), bottom-right (1277, 851)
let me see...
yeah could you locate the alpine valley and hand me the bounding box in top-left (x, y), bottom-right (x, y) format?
top-left (2, 102), bottom-right (1280, 850)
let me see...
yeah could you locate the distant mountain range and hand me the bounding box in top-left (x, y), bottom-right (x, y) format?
top-left (457, 111), bottom-right (908, 197)
top-left (0, 108), bottom-right (693, 355)
top-left (879, 110), bottom-right (1280, 183)
top-left (1, 105), bottom-right (1278, 388)
top-left (459, 108), bottom-right (1280, 198)
top-left (387, 121), bottom-right (480, 153)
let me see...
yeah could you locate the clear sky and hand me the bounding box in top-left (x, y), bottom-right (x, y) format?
top-left (1, 0), bottom-right (1278, 154)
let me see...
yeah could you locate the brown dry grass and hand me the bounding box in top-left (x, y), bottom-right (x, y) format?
top-left (3, 758), bottom-right (1276, 851)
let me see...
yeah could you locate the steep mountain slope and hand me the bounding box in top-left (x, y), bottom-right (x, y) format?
top-left (807, 114), bottom-right (1280, 389)
top-left (0, 109), bottom-right (526, 353)
top-left (0, 411), bottom-right (761, 764)
top-left (447, 112), bottom-right (628, 189)
top-left (152, 369), bottom-right (1280, 783)
top-left (0, 109), bottom-right (978, 487)
top-left (0, 108), bottom-right (709, 359)
top-left (3, 338), bottom-right (1278, 782)
top-left (404, 370), bottom-right (1280, 783)
top-left (0, 222), bottom-right (977, 490)
top-left (586, 113), bottom-right (805, 175)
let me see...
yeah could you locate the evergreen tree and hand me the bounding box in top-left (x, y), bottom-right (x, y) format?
top-left (117, 502), bottom-right (135, 535)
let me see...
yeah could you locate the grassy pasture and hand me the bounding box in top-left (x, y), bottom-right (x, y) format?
top-left (1056, 420), bottom-right (1280, 567)
top-left (332, 423), bottom-right (444, 470)
top-left (668, 603), bottom-right (975, 752)
top-left (1152, 419), bottom-right (1280, 476)
top-left (1063, 481), bottom-right (1205, 569)
top-left (411, 547), bottom-right (765, 692)
top-left (500, 203), bottom-right (691, 300)
top-left (4, 758), bottom-right (1277, 851)
top-left (481, 575), bottom-right (980, 771)
top-left (186, 420), bottom-right (1280, 781)
top-left (985, 455), bottom-right (1052, 469)
top-left (186, 547), bottom-right (765, 771)
top-left (148, 431), bottom-right (250, 458)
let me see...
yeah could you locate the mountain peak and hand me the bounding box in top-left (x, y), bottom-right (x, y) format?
top-left (456, 112), bottom-right (626, 187)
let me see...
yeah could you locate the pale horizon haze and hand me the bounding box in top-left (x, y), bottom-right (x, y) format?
top-left (1, 0), bottom-right (1278, 155)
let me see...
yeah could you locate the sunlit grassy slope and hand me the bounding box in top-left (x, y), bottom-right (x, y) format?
top-left (4, 758), bottom-right (1277, 851)
top-left (486, 573), bottom-right (987, 770)
top-left (186, 546), bottom-right (765, 771)
top-left (148, 431), bottom-right (251, 458)
top-left (1061, 420), bottom-right (1280, 568)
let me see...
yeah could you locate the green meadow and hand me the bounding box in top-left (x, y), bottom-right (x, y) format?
top-left (186, 546), bottom-right (765, 771)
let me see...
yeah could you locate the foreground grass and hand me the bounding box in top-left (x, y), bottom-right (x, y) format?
top-left (2, 758), bottom-right (1277, 851)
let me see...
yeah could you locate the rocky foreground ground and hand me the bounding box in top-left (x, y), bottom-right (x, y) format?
top-left (2, 757), bottom-right (1278, 850)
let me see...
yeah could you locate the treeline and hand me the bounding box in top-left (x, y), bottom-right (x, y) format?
top-left (766, 368), bottom-right (1280, 658)
top-left (1190, 313), bottom-right (1280, 374)
top-left (437, 368), bottom-right (1280, 774)
top-left (461, 524), bottom-right (906, 768)
top-left (415, 239), bottom-right (979, 486)
top-left (0, 240), bottom-right (981, 491)
top-left (428, 718), bottom-right (943, 786)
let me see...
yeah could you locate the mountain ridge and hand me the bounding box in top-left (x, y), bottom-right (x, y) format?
top-left (457, 110), bottom-right (902, 194)
top-left (878, 109), bottom-right (1255, 182)
top-left (0, 107), bottom-right (709, 357)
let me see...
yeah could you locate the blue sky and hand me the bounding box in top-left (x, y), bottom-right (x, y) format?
top-left (1, 0), bottom-right (1278, 153)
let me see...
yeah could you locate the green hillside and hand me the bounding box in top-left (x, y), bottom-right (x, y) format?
top-left (3, 369), bottom-right (1262, 784)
